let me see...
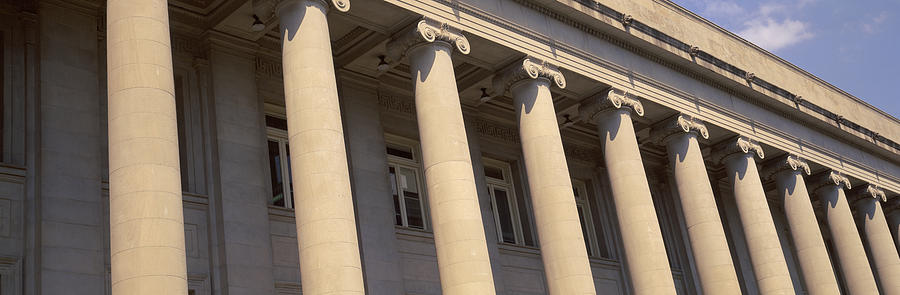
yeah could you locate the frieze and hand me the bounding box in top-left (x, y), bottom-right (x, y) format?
top-left (564, 143), bottom-right (600, 164)
top-left (474, 118), bottom-right (519, 144)
top-left (377, 94), bottom-right (415, 115)
top-left (255, 57), bottom-right (283, 78)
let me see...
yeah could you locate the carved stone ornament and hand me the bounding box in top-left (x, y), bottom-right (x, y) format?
top-left (649, 114), bottom-right (709, 145)
top-left (762, 154), bottom-right (811, 181)
top-left (493, 57), bottom-right (566, 95)
top-left (579, 88), bottom-right (645, 123)
top-left (810, 170), bottom-right (852, 192)
top-left (712, 136), bottom-right (765, 163)
top-left (386, 18), bottom-right (470, 61)
top-left (850, 184), bottom-right (888, 203)
top-left (276, 0), bottom-right (349, 13)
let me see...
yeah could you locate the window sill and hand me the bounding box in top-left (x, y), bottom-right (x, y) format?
top-left (497, 243), bottom-right (541, 256)
top-left (268, 205), bottom-right (296, 219)
top-left (395, 226), bottom-right (434, 241)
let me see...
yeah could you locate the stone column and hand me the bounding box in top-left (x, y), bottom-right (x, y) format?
top-left (811, 171), bottom-right (877, 294)
top-left (107, 0), bottom-right (188, 293)
top-left (277, 1), bottom-right (365, 294)
top-left (386, 19), bottom-right (496, 295)
top-left (852, 185), bottom-right (900, 294)
top-left (765, 158), bottom-right (840, 295)
top-left (714, 136), bottom-right (795, 294)
top-left (580, 89), bottom-right (677, 294)
top-left (494, 58), bottom-right (595, 294)
top-left (887, 199), bottom-right (900, 253)
top-left (650, 115), bottom-right (741, 294)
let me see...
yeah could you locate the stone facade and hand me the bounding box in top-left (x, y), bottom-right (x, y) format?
top-left (0, 0), bottom-right (898, 294)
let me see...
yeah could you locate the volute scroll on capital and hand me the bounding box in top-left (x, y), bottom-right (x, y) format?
top-left (649, 114), bottom-right (709, 145)
top-left (386, 18), bottom-right (470, 61)
top-left (493, 57), bottom-right (566, 95)
top-left (275, 0), bottom-right (349, 14)
top-left (711, 136), bottom-right (765, 164)
top-left (809, 170), bottom-right (852, 192)
top-left (761, 154), bottom-right (811, 181)
top-left (850, 184), bottom-right (888, 203)
top-left (578, 88), bottom-right (645, 124)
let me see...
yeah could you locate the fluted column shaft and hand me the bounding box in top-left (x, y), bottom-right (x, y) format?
top-left (106, 0), bottom-right (188, 294)
top-left (853, 186), bottom-right (900, 295)
top-left (770, 163), bottom-right (840, 295)
top-left (501, 59), bottom-right (594, 294)
top-left (278, 1), bottom-right (365, 294)
top-left (718, 138), bottom-right (795, 294)
top-left (654, 117), bottom-right (741, 294)
top-left (814, 174), bottom-right (877, 294)
top-left (389, 19), bottom-right (496, 295)
top-left (581, 90), bottom-right (676, 294)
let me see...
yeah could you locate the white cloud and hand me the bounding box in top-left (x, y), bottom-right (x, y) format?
top-left (738, 18), bottom-right (814, 51)
top-left (860, 11), bottom-right (889, 34)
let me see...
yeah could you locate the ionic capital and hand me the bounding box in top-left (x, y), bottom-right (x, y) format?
top-left (649, 114), bottom-right (709, 145)
top-left (276, 0), bottom-right (349, 14)
top-left (579, 88), bottom-right (645, 123)
top-left (493, 57), bottom-right (566, 95)
top-left (809, 170), bottom-right (852, 192)
top-left (762, 154), bottom-right (811, 181)
top-left (850, 184), bottom-right (887, 203)
top-left (386, 18), bottom-right (470, 61)
top-left (712, 136), bottom-right (765, 163)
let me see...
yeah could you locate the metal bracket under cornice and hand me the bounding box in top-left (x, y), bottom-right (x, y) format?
top-left (579, 88), bottom-right (645, 124)
top-left (386, 18), bottom-right (470, 62)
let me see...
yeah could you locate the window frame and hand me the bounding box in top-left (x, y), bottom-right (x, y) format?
top-left (266, 115), bottom-right (294, 209)
top-left (572, 178), bottom-right (601, 257)
top-left (385, 134), bottom-right (429, 230)
top-left (483, 158), bottom-right (528, 246)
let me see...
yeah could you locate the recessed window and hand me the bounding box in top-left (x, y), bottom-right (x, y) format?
top-left (267, 115), bottom-right (293, 208)
top-left (386, 136), bottom-right (427, 230)
top-left (573, 179), bottom-right (600, 257)
top-left (484, 159), bottom-right (535, 246)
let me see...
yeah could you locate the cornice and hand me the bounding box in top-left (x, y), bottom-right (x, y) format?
top-left (383, 0), bottom-right (900, 195)
top-left (493, 57), bottom-right (566, 95)
top-left (761, 154), bottom-right (811, 181)
top-left (579, 88), bottom-right (645, 123)
top-left (649, 114), bottom-right (709, 145)
top-left (386, 18), bottom-right (470, 61)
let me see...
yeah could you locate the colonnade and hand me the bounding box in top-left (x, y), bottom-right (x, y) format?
top-left (106, 0), bottom-right (900, 294)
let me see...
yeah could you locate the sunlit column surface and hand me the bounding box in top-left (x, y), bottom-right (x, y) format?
top-left (852, 185), bottom-right (900, 295)
top-left (386, 18), bottom-right (496, 295)
top-left (278, 1), bottom-right (365, 294)
top-left (106, 0), bottom-right (188, 293)
top-left (580, 89), bottom-right (677, 295)
top-left (650, 115), bottom-right (742, 294)
top-left (714, 137), bottom-right (795, 294)
top-left (496, 58), bottom-right (595, 294)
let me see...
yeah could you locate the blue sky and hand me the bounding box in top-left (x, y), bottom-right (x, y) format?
top-left (671, 0), bottom-right (900, 118)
